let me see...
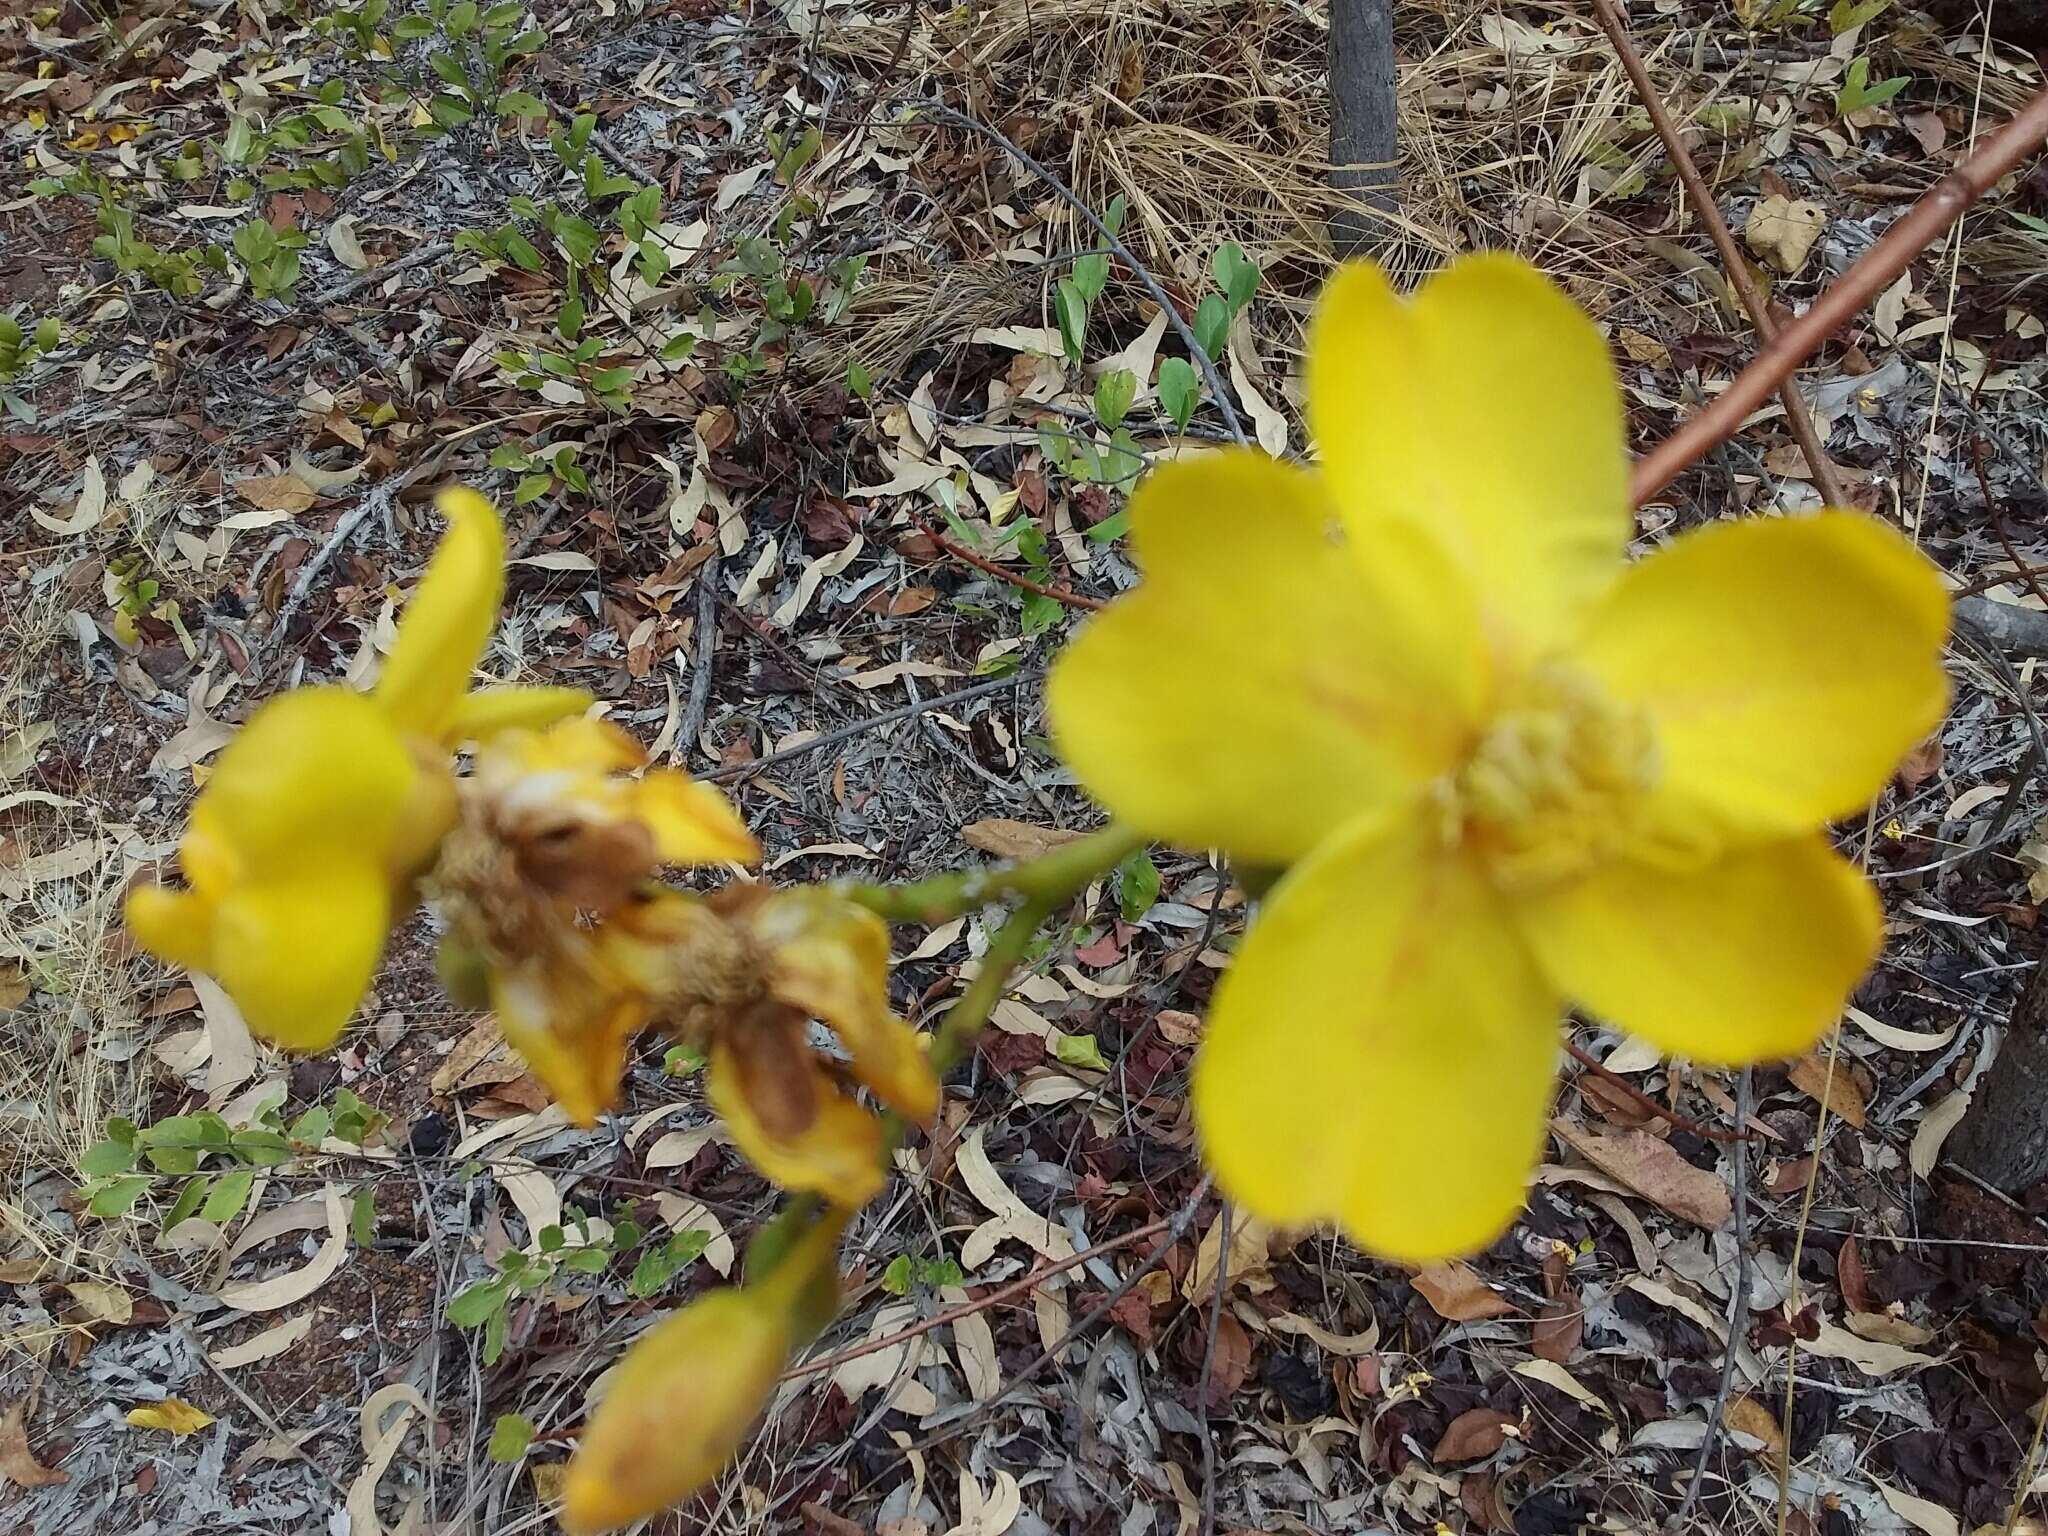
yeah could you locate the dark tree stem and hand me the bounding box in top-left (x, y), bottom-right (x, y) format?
top-left (1329, 0), bottom-right (1400, 258)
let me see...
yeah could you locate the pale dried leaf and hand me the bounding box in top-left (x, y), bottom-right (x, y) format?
top-left (960, 820), bottom-right (1089, 860)
top-left (216, 1185), bottom-right (347, 1312)
top-left (1412, 1260), bottom-right (1514, 1321)
top-left (1804, 1320), bottom-right (1940, 1376)
top-left (1552, 1119), bottom-right (1732, 1229)
top-left (210, 1312), bottom-right (312, 1368)
top-left (1910, 1089), bottom-right (1970, 1179)
top-left (1871, 1475), bottom-right (1960, 1536)
top-left (1788, 1051), bottom-right (1867, 1128)
top-left (0, 1402), bottom-right (67, 1487)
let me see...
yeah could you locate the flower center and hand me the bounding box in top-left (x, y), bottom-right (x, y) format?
top-left (1440, 661), bottom-right (1659, 889)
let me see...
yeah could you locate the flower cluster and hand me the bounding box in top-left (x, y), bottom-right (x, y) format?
top-left (1049, 253), bottom-right (1948, 1261)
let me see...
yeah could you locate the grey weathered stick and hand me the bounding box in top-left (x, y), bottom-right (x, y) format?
top-left (677, 545), bottom-right (722, 764)
top-left (702, 672), bottom-right (1036, 783)
top-left (1956, 595), bottom-right (2048, 659)
top-left (1673, 1067), bottom-right (1753, 1530)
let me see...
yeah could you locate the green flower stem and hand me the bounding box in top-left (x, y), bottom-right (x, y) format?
top-left (840, 822), bottom-right (1146, 927)
top-left (928, 894), bottom-right (1058, 1077)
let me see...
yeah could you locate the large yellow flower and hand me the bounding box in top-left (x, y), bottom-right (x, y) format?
top-left (126, 488), bottom-right (587, 1050)
top-left (1048, 255), bottom-right (1949, 1263)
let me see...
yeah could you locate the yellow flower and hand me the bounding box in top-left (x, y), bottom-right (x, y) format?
top-left (1048, 255), bottom-right (1949, 1263)
top-left (560, 1213), bottom-right (845, 1534)
top-left (440, 714), bottom-right (760, 1124)
top-left (126, 488), bottom-right (588, 1050)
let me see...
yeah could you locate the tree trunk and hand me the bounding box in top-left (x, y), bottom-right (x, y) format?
top-left (1329, 0), bottom-right (1400, 260)
top-left (1951, 941), bottom-right (2048, 1190)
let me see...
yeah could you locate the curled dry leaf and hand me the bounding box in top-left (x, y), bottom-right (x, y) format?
top-left (1910, 1090), bottom-right (1971, 1179)
top-left (1722, 1395), bottom-right (1786, 1466)
top-left (1412, 1259), bottom-right (1515, 1321)
top-left (960, 820), bottom-right (1090, 860)
top-left (0, 1401), bottom-right (68, 1487)
top-left (1551, 1119), bottom-right (1732, 1230)
top-left (1431, 1405), bottom-right (1517, 1463)
top-left (1788, 1051), bottom-right (1868, 1129)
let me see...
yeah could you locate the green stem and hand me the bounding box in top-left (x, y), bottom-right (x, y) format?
top-left (840, 822), bottom-right (1146, 926)
top-left (928, 895), bottom-right (1057, 1076)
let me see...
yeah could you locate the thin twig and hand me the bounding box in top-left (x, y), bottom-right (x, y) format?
top-left (909, 1173), bottom-right (1213, 1453)
top-left (915, 518), bottom-right (1106, 611)
top-left (258, 481), bottom-right (393, 667)
top-left (1198, 1200), bottom-right (1231, 1536)
top-left (1969, 436), bottom-right (2048, 610)
top-left (908, 101), bottom-right (1250, 450)
top-left (677, 544), bottom-right (722, 764)
top-left (702, 672), bottom-right (1035, 783)
top-left (780, 1213), bottom-right (1174, 1383)
top-left (180, 1326), bottom-right (353, 1502)
top-left (1563, 1039), bottom-right (1760, 1144)
top-left (1673, 1066), bottom-right (1753, 1531)
top-left (1631, 83), bottom-right (2048, 507)
top-left (1589, 0), bottom-right (1849, 508)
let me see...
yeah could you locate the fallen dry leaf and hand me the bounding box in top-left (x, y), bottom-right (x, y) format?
top-left (1432, 1405), bottom-right (1517, 1463)
top-left (1412, 1260), bottom-right (1515, 1321)
top-left (1846, 1309), bottom-right (1937, 1347)
top-left (234, 472), bottom-right (318, 516)
top-left (1531, 1292), bottom-right (1583, 1363)
top-left (1551, 1119), bottom-right (1732, 1229)
top-left (1744, 194), bottom-right (1827, 275)
top-left (1722, 1395), bottom-right (1785, 1466)
top-left (0, 1401), bottom-right (67, 1487)
top-left (1199, 1312), bottom-right (1253, 1407)
top-left (1788, 1051), bottom-right (1868, 1129)
top-left (126, 1398), bottom-right (215, 1435)
top-left (1873, 1474), bottom-right (1961, 1536)
top-left (1804, 1320), bottom-right (1940, 1376)
top-left (960, 820), bottom-right (1089, 860)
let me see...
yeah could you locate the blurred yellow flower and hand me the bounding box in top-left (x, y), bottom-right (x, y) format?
top-left (1048, 255), bottom-right (1950, 1262)
top-left (126, 487), bottom-right (587, 1050)
top-left (560, 1214), bottom-right (844, 1533)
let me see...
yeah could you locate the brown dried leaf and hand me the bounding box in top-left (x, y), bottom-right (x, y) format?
top-left (1412, 1260), bottom-right (1515, 1321)
top-left (1531, 1294), bottom-right (1584, 1363)
top-left (1432, 1405), bottom-right (1517, 1463)
top-left (234, 473), bottom-right (318, 515)
top-left (1201, 1312), bottom-right (1252, 1407)
top-left (1744, 194), bottom-right (1827, 275)
top-left (1552, 1119), bottom-right (1732, 1229)
top-left (960, 820), bottom-right (1090, 860)
top-left (1788, 1052), bottom-right (1868, 1129)
top-left (0, 1402), bottom-right (67, 1487)
top-left (1723, 1395), bottom-right (1785, 1465)
top-left (1838, 1235), bottom-right (1872, 1314)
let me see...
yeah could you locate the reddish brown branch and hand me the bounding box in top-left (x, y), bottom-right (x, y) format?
top-left (778, 1213), bottom-right (1171, 1383)
top-left (1630, 82), bottom-right (2048, 508)
top-left (913, 519), bottom-right (1107, 611)
top-left (1563, 1039), bottom-right (1760, 1143)
top-left (1590, 0), bottom-right (1850, 509)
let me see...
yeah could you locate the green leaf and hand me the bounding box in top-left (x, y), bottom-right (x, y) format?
top-left (80, 1138), bottom-right (134, 1178)
top-left (2013, 211), bottom-right (2048, 236)
top-left (446, 0), bottom-right (480, 35)
top-left (1070, 251), bottom-right (1110, 304)
top-left (393, 14), bottom-right (435, 37)
top-left (231, 1128), bottom-right (293, 1165)
top-left (560, 1246), bottom-right (608, 1275)
top-left (1053, 1030), bottom-right (1111, 1073)
top-left (881, 1254), bottom-right (914, 1296)
top-left (1054, 279), bottom-right (1088, 366)
top-left (1085, 506), bottom-right (1131, 544)
top-left (538, 1224), bottom-right (565, 1253)
top-left (1156, 356), bottom-right (1199, 433)
top-left (1092, 368), bottom-right (1136, 430)
top-left (429, 50), bottom-right (470, 88)
top-left (514, 472), bottom-right (553, 505)
top-left (487, 442), bottom-right (532, 470)
top-left (498, 90), bottom-right (547, 120)
top-left (501, 230), bottom-right (543, 271)
top-left (484, 0), bottom-right (526, 24)
top-left (1212, 240), bottom-right (1260, 312)
top-left (556, 295), bottom-right (584, 341)
top-left (1019, 591), bottom-right (1063, 637)
top-left (201, 1169), bottom-right (255, 1224)
top-left (1102, 192), bottom-right (1128, 238)
top-left (89, 1176), bottom-right (150, 1220)
top-left (1116, 847), bottom-right (1161, 920)
top-left (489, 1413), bottom-right (534, 1463)
top-left (33, 317), bottom-right (60, 353)
top-left (1193, 293), bottom-right (1232, 362)
top-left (351, 1188), bottom-right (377, 1246)
top-left (222, 116), bottom-right (257, 164)
top-left (628, 1246), bottom-right (676, 1298)
top-left (919, 1257), bottom-right (964, 1288)
top-left (846, 360), bottom-right (872, 397)
top-left (448, 1277), bottom-right (510, 1329)
top-left (430, 92), bottom-right (475, 129)
top-left (162, 1175), bottom-right (208, 1229)
top-left (482, 1297), bottom-right (508, 1364)
top-left (662, 1043), bottom-right (706, 1076)
top-left (588, 365), bottom-right (633, 395)
top-left (288, 1105), bottom-right (332, 1145)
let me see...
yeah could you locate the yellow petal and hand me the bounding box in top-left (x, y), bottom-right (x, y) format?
top-left (125, 884), bottom-right (215, 972)
top-left (374, 486), bottom-right (505, 733)
top-left (440, 684), bottom-right (593, 743)
top-left (207, 867), bottom-right (391, 1050)
top-left (1307, 256), bottom-right (1629, 656)
top-left (755, 892), bottom-right (939, 1122)
top-left (1569, 511), bottom-right (1950, 843)
top-left (631, 772), bottom-right (761, 867)
top-left (560, 1288), bottom-right (790, 1534)
top-left (1191, 818), bottom-right (1560, 1263)
top-left (708, 1044), bottom-right (884, 1207)
top-left (1047, 452), bottom-right (1486, 865)
top-left (1514, 836), bottom-right (1879, 1065)
top-left (126, 1399), bottom-right (215, 1436)
top-left (195, 688), bottom-right (418, 869)
top-left (490, 951), bottom-right (644, 1126)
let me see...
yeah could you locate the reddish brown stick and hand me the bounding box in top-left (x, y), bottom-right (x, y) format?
top-left (1563, 1039), bottom-right (1760, 1143)
top-left (1590, 0), bottom-right (1850, 509)
top-left (776, 1213), bottom-right (1170, 1383)
top-left (1630, 82), bottom-right (2048, 508)
top-left (914, 519), bottom-right (1107, 611)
